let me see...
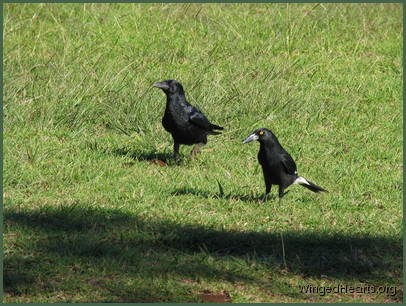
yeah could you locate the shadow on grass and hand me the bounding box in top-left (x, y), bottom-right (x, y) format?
top-left (111, 147), bottom-right (174, 163)
top-left (171, 187), bottom-right (266, 202)
top-left (86, 141), bottom-right (188, 166)
top-left (4, 206), bottom-right (402, 302)
top-left (85, 140), bottom-right (174, 163)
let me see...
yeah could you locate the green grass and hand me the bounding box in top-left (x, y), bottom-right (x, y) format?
top-left (3, 3), bottom-right (403, 303)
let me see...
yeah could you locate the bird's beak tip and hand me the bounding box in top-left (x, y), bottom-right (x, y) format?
top-left (153, 82), bottom-right (169, 90)
top-left (243, 134), bottom-right (258, 144)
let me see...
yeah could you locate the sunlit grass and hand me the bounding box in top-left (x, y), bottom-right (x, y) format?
top-left (3, 3), bottom-right (402, 302)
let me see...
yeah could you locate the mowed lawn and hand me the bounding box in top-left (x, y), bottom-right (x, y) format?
top-left (3, 3), bottom-right (402, 303)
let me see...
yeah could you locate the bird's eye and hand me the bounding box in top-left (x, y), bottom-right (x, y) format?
top-left (258, 131), bottom-right (265, 136)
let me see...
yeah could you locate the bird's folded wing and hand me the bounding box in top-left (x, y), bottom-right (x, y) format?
top-left (280, 153), bottom-right (297, 175)
top-left (189, 108), bottom-right (211, 130)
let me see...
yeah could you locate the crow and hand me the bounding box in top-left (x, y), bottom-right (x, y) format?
top-left (243, 128), bottom-right (327, 202)
top-left (153, 80), bottom-right (223, 160)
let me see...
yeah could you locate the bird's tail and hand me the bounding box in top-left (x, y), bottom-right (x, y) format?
top-left (294, 176), bottom-right (327, 193)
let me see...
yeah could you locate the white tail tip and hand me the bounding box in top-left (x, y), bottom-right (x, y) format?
top-left (294, 176), bottom-right (310, 185)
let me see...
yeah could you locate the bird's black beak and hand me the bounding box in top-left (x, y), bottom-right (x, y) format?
top-left (153, 82), bottom-right (170, 90)
top-left (243, 133), bottom-right (259, 144)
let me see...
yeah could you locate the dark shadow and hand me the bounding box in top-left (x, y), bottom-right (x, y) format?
top-left (111, 147), bottom-right (173, 163)
top-left (85, 140), bottom-right (181, 165)
top-left (3, 255), bottom-right (36, 294)
top-left (85, 141), bottom-right (196, 166)
top-left (171, 187), bottom-right (275, 202)
top-left (4, 206), bottom-right (403, 302)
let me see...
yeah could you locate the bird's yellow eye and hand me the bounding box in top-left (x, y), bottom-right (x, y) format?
top-left (258, 130), bottom-right (265, 136)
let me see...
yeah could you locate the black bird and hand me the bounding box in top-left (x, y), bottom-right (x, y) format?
top-left (243, 128), bottom-right (327, 202)
top-left (153, 80), bottom-right (223, 160)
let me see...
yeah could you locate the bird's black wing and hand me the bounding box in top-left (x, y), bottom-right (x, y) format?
top-left (280, 152), bottom-right (297, 175)
top-left (188, 107), bottom-right (211, 131)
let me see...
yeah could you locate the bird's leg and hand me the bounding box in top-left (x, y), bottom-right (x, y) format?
top-left (173, 142), bottom-right (180, 161)
top-left (190, 143), bottom-right (204, 158)
top-left (278, 187), bottom-right (289, 204)
top-left (278, 187), bottom-right (285, 199)
top-left (260, 185), bottom-right (271, 204)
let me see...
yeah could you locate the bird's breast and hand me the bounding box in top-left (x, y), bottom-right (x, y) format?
top-left (163, 109), bottom-right (187, 130)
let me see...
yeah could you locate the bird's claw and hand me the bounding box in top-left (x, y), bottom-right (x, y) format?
top-left (259, 195), bottom-right (268, 204)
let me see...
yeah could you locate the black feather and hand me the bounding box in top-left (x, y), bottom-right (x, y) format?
top-left (154, 79), bottom-right (223, 159)
top-left (299, 179), bottom-right (327, 193)
top-left (243, 128), bottom-right (327, 200)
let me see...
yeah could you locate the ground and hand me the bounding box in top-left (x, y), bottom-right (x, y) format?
top-left (3, 3), bottom-right (403, 302)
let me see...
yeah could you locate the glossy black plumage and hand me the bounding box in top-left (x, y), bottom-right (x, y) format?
top-left (153, 80), bottom-right (223, 159)
top-left (243, 128), bottom-right (327, 201)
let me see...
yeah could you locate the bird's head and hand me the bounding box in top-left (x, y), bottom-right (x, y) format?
top-left (153, 79), bottom-right (184, 95)
top-left (243, 128), bottom-right (272, 144)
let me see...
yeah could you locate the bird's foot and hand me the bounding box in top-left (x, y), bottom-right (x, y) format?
top-left (190, 144), bottom-right (203, 158)
top-left (278, 190), bottom-right (290, 199)
top-left (173, 153), bottom-right (181, 164)
top-left (278, 191), bottom-right (289, 204)
top-left (259, 194), bottom-right (268, 204)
